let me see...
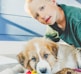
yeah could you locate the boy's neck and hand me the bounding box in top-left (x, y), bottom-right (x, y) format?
top-left (56, 6), bottom-right (66, 31)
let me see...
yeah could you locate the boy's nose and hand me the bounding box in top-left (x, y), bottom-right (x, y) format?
top-left (38, 12), bottom-right (45, 19)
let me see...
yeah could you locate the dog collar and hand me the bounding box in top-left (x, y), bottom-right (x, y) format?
top-left (74, 69), bottom-right (81, 72)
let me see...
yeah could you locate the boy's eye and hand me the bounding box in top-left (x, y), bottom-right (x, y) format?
top-left (40, 6), bottom-right (44, 11)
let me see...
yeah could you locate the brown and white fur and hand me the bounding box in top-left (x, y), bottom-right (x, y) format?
top-left (56, 68), bottom-right (81, 74)
top-left (17, 37), bottom-right (81, 74)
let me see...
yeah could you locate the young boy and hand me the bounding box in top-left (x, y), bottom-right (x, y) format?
top-left (25, 0), bottom-right (81, 47)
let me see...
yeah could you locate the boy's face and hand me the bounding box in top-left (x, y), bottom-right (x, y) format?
top-left (26, 0), bottom-right (58, 25)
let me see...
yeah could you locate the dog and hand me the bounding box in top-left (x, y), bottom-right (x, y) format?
top-left (56, 68), bottom-right (81, 74)
top-left (17, 37), bottom-right (81, 74)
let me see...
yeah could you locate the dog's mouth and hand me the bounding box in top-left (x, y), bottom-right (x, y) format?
top-left (36, 60), bottom-right (52, 74)
top-left (37, 70), bottom-right (51, 74)
top-left (37, 68), bottom-right (48, 74)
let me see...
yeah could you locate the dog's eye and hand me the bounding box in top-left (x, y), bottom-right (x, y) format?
top-left (31, 57), bottom-right (36, 61)
top-left (44, 54), bottom-right (49, 59)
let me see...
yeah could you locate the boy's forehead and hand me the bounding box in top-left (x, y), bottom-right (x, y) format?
top-left (28, 0), bottom-right (47, 14)
top-left (30, 0), bottom-right (50, 9)
top-left (31, 0), bottom-right (47, 3)
top-left (30, 0), bottom-right (47, 6)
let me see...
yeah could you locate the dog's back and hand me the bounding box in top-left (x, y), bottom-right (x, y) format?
top-left (76, 48), bottom-right (81, 68)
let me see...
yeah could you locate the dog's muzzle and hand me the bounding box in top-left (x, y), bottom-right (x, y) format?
top-left (36, 60), bottom-right (51, 74)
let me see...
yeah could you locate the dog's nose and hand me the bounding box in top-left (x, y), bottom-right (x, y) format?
top-left (40, 68), bottom-right (47, 73)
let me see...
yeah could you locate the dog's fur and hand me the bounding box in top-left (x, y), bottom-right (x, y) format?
top-left (56, 68), bottom-right (81, 74)
top-left (17, 37), bottom-right (81, 74)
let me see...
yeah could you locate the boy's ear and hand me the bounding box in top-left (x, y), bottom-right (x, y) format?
top-left (52, 0), bottom-right (55, 2)
top-left (51, 0), bottom-right (56, 4)
top-left (48, 0), bottom-right (56, 6)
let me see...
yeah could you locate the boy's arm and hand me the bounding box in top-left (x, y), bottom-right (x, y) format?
top-left (76, 22), bottom-right (81, 44)
top-left (44, 26), bottom-right (60, 42)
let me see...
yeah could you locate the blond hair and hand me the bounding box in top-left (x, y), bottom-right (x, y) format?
top-left (26, 0), bottom-right (32, 3)
top-left (26, 0), bottom-right (50, 3)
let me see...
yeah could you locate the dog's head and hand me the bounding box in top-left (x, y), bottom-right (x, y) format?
top-left (17, 38), bottom-right (58, 74)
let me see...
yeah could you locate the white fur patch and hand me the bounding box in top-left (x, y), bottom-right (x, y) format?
top-left (34, 43), bottom-right (42, 61)
top-left (34, 43), bottom-right (51, 74)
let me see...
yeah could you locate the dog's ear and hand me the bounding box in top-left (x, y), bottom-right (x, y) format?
top-left (17, 52), bottom-right (25, 66)
top-left (17, 52), bottom-right (32, 71)
top-left (46, 39), bottom-right (58, 58)
top-left (51, 43), bottom-right (58, 59)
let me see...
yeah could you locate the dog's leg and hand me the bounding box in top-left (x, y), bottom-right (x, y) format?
top-left (12, 64), bottom-right (25, 73)
top-left (0, 64), bottom-right (25, 74)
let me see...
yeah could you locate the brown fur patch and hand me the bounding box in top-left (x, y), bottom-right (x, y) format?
top-left (56, 68), bottom-right (77, 74)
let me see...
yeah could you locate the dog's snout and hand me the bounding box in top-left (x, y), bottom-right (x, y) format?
top-left (37, 60), bottom-right (51, 74)
top-left (40, 68), bottom-right (47, 73)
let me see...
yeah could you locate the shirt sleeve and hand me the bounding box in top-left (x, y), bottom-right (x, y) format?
top-left (44, 26), bottom-right (60, 42)
top-left (75, 21), bottom-right (81, 44)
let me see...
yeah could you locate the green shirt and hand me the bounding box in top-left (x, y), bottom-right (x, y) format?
top-left (45, 4), bottom-right (81, 47)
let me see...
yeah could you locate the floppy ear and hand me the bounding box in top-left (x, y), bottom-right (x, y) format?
top-left (17, 52), bottom-right (32, 71)
top-left (51, 45), bottom-right (58, 59)
top-left (46, 39), bottom-right (58, 58)
top-left (50, 42), bottom-right (58, 58)
top-left (17, 52), bottom-right (25, 66)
